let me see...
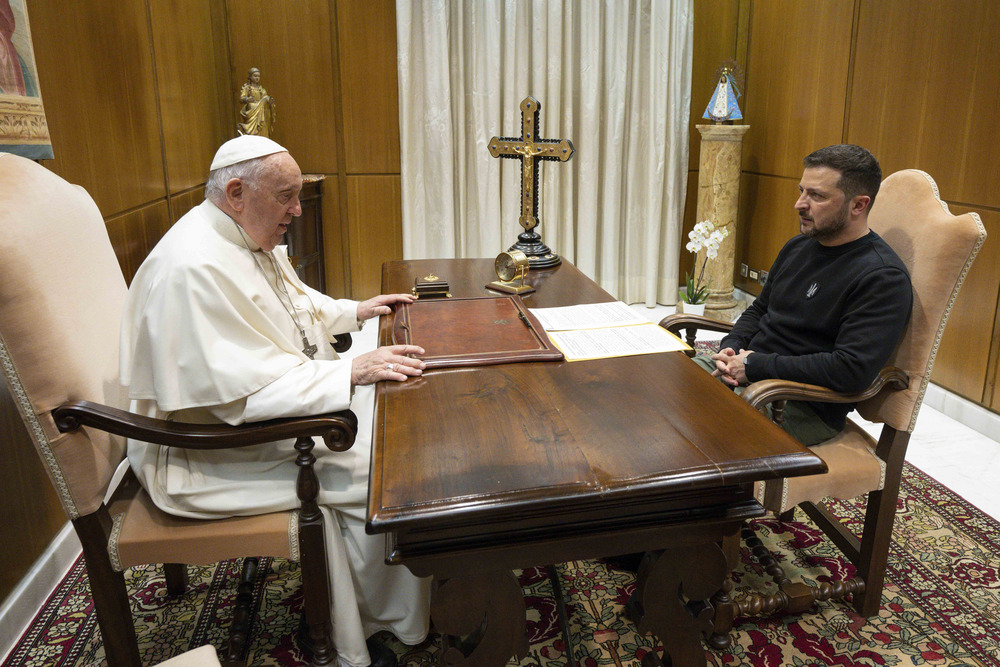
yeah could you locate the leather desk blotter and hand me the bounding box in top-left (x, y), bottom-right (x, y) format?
top-left (392, 296), bottom-right (564, 369)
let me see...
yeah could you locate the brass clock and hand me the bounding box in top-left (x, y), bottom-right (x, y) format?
top-left (487, 249), bottom-right (535, 294)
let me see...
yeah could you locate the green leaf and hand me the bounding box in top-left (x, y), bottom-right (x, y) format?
top-left (682, 271), bottom-right (710, 304)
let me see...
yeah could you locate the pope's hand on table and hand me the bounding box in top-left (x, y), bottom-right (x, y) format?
top-left (357, 294), bottom-right (415, 321)
top-left (351, 345), bottom-right (426, 385)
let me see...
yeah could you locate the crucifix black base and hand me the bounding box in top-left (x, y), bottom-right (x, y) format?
top-left (509, 231), bottom-right (561, 269)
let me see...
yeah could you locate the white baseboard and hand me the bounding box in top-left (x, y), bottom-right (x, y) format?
top-left (0, 522), bottom-right (81, 664)
top-left (924, 382), bottom-right (1000, 443)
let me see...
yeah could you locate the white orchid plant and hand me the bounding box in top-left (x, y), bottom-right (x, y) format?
top-left (683, 220), bottom-right (729, 304)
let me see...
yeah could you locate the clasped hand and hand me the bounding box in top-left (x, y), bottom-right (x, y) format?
top-left (710, 347), bottom-right (754, 387)
top-left (352, 293), bottom-right (425, 385)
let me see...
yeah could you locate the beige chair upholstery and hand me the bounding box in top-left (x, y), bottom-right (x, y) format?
top-left (0, 154), bottom-right (356, 666)
top-left (154, 646), bottom-right (223, 667)
top-left (660, 169), bottom-right (985, 645)
top-left (79, 644), bottom-right (221, 667)
top-left (0, 153), bottom-right (127, 521)
top-left (760, 423), bottom-right (886, 512)
top-left (762, 170), bottom-right (985, 514)
top-left (86, 644), bottom-right (222, 667)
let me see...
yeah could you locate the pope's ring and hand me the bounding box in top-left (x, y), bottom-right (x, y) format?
top-left (387, 363), bottom-right (395, 372)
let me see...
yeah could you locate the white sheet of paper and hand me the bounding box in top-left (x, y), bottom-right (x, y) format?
top-left (530, 301), bottom-right (648, 331)
top-left (546, 322), bottom-right (690, 361)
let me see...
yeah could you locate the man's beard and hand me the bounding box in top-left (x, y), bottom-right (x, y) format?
top-left (802, 201), bottom-right (850, 241)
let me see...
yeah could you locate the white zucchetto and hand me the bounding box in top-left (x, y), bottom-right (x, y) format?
top-left (210, 135), bottom-right (287, 171)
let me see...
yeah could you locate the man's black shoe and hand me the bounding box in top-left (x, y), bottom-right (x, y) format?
top-left (603, 551), bottom-right (644, 572)
top-left (365, 638), bottom-right (398, 667)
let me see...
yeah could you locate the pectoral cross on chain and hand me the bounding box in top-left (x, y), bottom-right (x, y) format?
top-left (301, 336), bottom-right (318, 360)
top-left (489, 96), bottom-right (574, 268)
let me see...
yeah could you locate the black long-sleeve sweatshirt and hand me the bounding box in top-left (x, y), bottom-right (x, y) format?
top-left (720, 230), bottom-right (912, 430)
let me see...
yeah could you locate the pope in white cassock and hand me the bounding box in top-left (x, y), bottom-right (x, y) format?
top-left (120, 135), bottom-right (430, 667)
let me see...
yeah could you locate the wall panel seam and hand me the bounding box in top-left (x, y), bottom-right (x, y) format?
top-left (143, 0), bottom-right (173, 222)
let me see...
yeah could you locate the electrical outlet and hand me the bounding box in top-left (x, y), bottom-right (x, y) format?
top-left (760, 270), bottom-right (769, 285)
top-left (740, 263), bottom-right (748, 277)
top-left (748, 268), bottom-right (759, 281)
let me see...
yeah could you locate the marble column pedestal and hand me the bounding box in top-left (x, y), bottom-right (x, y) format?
top-left (695, 124), bottom-right (749, 321)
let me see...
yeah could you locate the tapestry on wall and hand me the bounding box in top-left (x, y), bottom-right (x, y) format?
top-left (0, 0), bottom-right (52, 160)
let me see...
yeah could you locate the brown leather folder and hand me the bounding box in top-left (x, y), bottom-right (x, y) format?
top-left (392, 296), bottom-right (563, 369)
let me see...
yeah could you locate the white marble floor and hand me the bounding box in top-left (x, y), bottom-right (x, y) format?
top-left (629, 303), bottom-right (1000, 522)
top-left (878, 403), bottom-right (1000, 519)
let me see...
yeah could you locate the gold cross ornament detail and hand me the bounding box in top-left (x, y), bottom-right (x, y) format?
top-left (489, 97), bottom-right (574, 236)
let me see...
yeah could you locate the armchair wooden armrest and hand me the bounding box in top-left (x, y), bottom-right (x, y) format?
top-left (332, 333), bottom-right (353, 353)
top-left (52, 399), bottom-right (358, 667)
top-left (741, 366), bottom-right (909, 414)
top-left (658, 313), bottom-right (735, 356)
top-left (53, 400), bottom-right (358, 452)
top-left (656, 313), bottom-right (910, 418)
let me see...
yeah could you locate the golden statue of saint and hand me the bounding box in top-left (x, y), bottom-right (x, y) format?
top-left (237, 67), bottom-right (276, 137)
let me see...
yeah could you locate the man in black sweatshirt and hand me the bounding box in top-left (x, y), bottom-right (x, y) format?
top-left (699, 145), bottom-right (912, 445)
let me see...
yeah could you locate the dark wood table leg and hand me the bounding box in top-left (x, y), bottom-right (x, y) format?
top-left (546, 564), bottom-right (578, 667)
top-left (631, 542), bottom-right (729, 667)
top-left (430, 570), bottom-right (529, 667)
top-left (707, 531), bottom-right (742, 650)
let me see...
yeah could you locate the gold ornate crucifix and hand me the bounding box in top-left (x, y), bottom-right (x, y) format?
top-left (489, 96), bottom-right (574, 268)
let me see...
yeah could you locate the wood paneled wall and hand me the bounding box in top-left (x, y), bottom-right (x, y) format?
top-left (847, 1), bottom-right (1000, 405)
top-left (689, 0), bottom-right (1000, 410)
top-left (4, 0), bottom-right (998, 610)
top-left (1, 0), bottom-right (402, 605)
top-left (225, 0), bottom-right (402, 299)
top-left (337, 1), bottom-right (404, 297)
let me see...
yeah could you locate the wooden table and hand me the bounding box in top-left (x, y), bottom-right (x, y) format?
top-left (368, 259), bottom-right (825, 667)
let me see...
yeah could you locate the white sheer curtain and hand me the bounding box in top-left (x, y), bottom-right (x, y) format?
top-left (396, 0), bottom-right (692, 305)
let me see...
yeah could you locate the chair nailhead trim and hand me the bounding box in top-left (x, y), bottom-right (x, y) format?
top-left (0, 335), bottom-right (79, 519)
top-left (108, 511), bottom-right (125, 572)
top-left (906, 170), bottom-right (986, 434)
top-left (289, 512), bottom-right (300, 562)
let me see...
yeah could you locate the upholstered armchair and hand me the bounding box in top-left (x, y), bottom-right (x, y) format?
top-left (0, 154), bottom-right (357, 667)
top-left (87, 644), bottom-right (222, 667)
top-left (660, 169), bottom-right (986, 647)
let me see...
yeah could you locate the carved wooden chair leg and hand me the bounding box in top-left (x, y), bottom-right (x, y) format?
top-left (163, 563), bottom-right (189, 596)
top-left (681, 326), bottom-right (698, 351)
top-left (296, 436), bottom-right (336, 666)
top-left (853, 487), bottom-right (896, 617)
top-left (769, 400), bottom-right (787, 426)
top-left (853, 426), bottom-right (909, 617)
top-left (74, 509), bottom-right (142, 667)
top-left (222, 557), bottom-right (260, 666)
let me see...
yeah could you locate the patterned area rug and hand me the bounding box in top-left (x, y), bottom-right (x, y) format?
top-left (4, 463), bottom-right (999, 667)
